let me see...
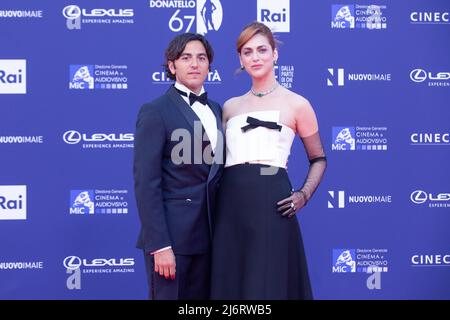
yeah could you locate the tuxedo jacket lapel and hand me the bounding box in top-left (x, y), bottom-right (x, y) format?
top-left (207, 98), bottom-right (223, 139)
top-left (167, 85), bottom-right (205, 143)
top-left (206, 100), bottom-right (224, 183)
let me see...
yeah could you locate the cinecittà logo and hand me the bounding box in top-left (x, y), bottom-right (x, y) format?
top-left (411, 254), bottom-right (450, 266)
top-left (410, 11), bottom-right (449, 24)
top-left (410, 132), bottom-right (449, 146)
top-left (152, 68), bottom-right (221, 85)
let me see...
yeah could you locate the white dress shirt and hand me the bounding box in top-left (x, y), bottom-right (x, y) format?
top-left (174, 82), bottom-right (218, 152)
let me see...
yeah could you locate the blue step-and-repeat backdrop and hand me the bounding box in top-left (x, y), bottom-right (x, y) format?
top-left (0, 0), bottom-right (449, 299)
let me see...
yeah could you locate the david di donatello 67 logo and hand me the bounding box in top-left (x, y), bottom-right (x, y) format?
top-left (149, 0), bottom-right (223, 35)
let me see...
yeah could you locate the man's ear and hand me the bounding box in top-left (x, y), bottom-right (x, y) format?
top-left (168, 61), bottom-right (176, 77)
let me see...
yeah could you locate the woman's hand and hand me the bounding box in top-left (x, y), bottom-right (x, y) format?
top-left (277, 190), bottom-right (307, 218)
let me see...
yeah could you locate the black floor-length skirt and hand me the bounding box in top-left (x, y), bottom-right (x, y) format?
top-left (210, 163), bottom-right (313, 300)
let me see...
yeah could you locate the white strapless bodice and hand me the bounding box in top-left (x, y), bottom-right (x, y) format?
top-left (225, 110), bottom-right (296, 169)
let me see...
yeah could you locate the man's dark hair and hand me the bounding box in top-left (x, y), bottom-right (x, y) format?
top-left (164, 33), bottom-right (214, 80)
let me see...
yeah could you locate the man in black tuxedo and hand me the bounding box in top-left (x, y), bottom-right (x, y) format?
top-left (134, 33), bottom-right (223, 300)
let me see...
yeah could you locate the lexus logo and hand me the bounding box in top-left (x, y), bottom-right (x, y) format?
top-left (410, 69), bottom-right (427, 83)
top-left (410, 68), bottom-right (450, 83)
top-left (63, 130), bottom-right (82, 144)
top-left (410, 190), bottom-right (427, 204)
top-left (62, 5), bottom-right (81, 19)
top-left (63, 256), bottom-right (82, 270)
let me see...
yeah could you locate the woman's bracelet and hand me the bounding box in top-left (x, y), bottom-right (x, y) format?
top-left (297, 189), bottom-right (308, 206)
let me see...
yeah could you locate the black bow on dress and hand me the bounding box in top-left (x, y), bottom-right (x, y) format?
top-left (241, 116), bottom-right (282, 132)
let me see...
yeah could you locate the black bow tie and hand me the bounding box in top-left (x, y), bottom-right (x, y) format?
top-left (176, 88), bottom-right (208, 106)
top-left (241, 116), bottom-right (282, 132)
top-left (189, 92), bottom-right (208, 106)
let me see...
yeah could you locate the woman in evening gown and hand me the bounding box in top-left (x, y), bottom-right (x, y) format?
top-left (210, 22), bottom-right (327, 300)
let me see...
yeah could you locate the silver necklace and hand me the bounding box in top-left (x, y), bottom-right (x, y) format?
top-left (250, 82), bottom-right (279, 98)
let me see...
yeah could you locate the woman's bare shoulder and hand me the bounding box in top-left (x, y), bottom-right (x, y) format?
top-left (223, 94), bottom-right (247, 119)
top-left (281, 88), bottom-right (312, 111)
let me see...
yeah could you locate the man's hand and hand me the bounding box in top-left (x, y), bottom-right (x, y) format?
top-left (154, 248), bottom-right (176, 280)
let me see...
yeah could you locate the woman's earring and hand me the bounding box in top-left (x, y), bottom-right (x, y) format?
top-left (240, 65), bottom-right (245, 71)
top-left (273, 60), bottom-right (278, 66)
